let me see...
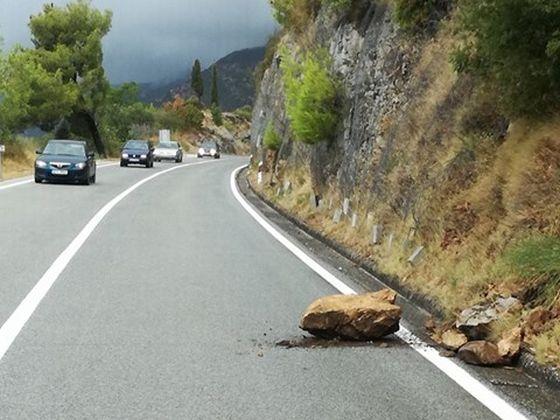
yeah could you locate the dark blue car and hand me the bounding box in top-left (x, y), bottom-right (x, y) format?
top-left (34, 140), bottom-right (96, 185)
top-left (120, 140), bottom-right (154, 168)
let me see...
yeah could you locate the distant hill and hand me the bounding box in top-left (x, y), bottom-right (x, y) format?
top-left (138, 46), bottom-right (265, 111)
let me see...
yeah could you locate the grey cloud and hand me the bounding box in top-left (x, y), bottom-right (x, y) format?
top-left (0, 0), bottom-right (276, 83)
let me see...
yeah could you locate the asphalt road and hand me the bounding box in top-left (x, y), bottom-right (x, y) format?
top-left (0, 156), bottom-right (549, 419)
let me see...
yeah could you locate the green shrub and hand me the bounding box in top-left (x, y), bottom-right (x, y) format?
top-left (322, 0), bottom-right (352, 11)
top-left (503, 235), bottom-right (560, 304)
top-left (451, 0), bottom-right (560, 118)
top-left (393, 0), bottom-right (450, 31)
top-left (211, 105), bottom-right (223, 127)
top-left (234, 105), bottom-right (253, 121)
top-left (255, 32), bottom-right (282, 87)
top-left (264, 122), bottom-right (282, 151)
top-left (270, 0), bottom-right (320, 31)
top-left (280, 48), bottom-right (340, 145)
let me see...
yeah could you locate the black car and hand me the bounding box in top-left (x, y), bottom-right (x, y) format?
top-left (120, 140), bottom-right (154, 168)
top-left (197, 140), bottom-right (221, 159)
top-left (35, 140), bottom-right (96, 185)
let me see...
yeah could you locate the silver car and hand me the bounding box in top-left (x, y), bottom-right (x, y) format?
top-left (154, 141), bottom-right (183, 163)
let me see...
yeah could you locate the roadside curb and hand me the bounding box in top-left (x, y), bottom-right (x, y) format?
top-left (238, 168), bottom-right (560, 391)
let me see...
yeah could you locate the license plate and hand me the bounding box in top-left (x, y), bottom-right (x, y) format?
top-left (129, 158), bottom-right (139, 162)
top-left (51, 169), bottom-right (68, 175)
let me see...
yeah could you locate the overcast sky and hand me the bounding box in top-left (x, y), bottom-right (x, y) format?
top-left (0, 0), bottom-right (276, 84)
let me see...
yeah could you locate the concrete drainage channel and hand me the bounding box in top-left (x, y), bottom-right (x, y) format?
top-left (236, 167), bottom-right (560, 419)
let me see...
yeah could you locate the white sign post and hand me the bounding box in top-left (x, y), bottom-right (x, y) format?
top-left (159, 129), bottom-right (171, 143)
top-left (0, 144), bottom-right (5, 181)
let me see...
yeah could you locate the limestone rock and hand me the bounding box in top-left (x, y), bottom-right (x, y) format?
top-left (457, 341), bottom-right (506, 366)
top-left (456, 296), bottom-right (522, 340)
top-left (300, 290), bottom-right (401, 341)
top-left (441, 329), bottom-right (468, 352)
top-left (497, 327), bottom-right (523, 360)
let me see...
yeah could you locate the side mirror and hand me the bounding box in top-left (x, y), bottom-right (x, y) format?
top-left (35, 149), bottom-right (42, 155)
top-left (88, 152), bottom-right (95, 158)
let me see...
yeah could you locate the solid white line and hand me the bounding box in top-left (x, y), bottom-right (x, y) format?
top-left (0, 162), bottom-right (118, 192)
top-left (230, 165), bottom-right (529, 420)
top-left (0, 159), bottom-right (219, 361)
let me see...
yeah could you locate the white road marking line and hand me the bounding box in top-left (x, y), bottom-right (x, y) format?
top-left (0, 159), bottom-right (220, 361)
top-left (230, 165), bottom-right (529, 420)
top-left (0, 162), bottom-right (118, 192)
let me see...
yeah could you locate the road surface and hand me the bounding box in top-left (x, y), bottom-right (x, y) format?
top-left (0, 156), bottom-right (556, 419)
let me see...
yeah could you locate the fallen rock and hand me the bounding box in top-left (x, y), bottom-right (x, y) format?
top-left (497, 327), bottom-right (523, 360)
top-left (299, 289), bottom-right (401, 341)
top-left (456, 296), bottom-right (522, 340)
top-left (457, 341), bottom-right (506, 366)
top-left (440, 329), bottom-right (468, 352)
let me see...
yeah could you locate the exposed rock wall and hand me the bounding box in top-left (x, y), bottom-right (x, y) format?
top-left (252, 2), bottom-right (414, 196)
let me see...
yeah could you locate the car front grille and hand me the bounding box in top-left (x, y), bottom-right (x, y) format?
top-left (50, 162), bottom-right (71, 169)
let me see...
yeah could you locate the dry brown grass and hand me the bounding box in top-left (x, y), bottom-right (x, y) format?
top-left (2, 147), bottom-right (35, 180)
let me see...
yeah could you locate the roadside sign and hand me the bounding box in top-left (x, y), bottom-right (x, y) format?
top-left (159, 130), bottom-right (171, 143)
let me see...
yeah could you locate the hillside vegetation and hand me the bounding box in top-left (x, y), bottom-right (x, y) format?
top-left (253, 0), bottom-right (560, 366)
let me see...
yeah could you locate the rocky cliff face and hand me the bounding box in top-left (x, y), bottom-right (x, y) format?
top-left (252, 2), bottom-right (413, 195)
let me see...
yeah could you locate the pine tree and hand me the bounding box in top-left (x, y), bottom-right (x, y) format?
top-left (190, 59), bottom-right (204, 100)
top-left (211, 65), bottom-right (219, 106)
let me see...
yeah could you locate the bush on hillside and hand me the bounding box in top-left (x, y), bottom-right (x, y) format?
top-left (264, 122), bottom-right (282, 151)
top-left (255, 32), bottom-right (282, 87)
top-left (451, 0), bottom-right (560, 118)
top-left (280, 48), bottom-right (341, 145)
top-left (270, 0), bottom-right (320, 31)
top-left (393, 0), bottom-right (451, 31)
top-left (503, 235), bottom-right (560, 304)
top-left (162, 96), bottom-right (204, 131)
top-left (211, 104), bottom-right (223, 127)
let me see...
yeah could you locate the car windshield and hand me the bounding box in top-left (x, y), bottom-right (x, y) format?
top-left (202, 142), bottom-right (216, 149)
top-left (124, 140), bottom-right (148, 150)
top-left (156, 143), bottom-right (178, 149)
top-left (43, 142), bottom-right (86, 157)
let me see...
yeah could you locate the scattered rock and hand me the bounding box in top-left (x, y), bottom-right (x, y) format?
top-left (439, 349), bottom-right (456, 358)
top-left (497, 327), bottom-right (523, 360)
top-left (440, 329), bottom-right (468, 352)
top-left (456, 296), bottom-right (522, 340)
top-left (299, 289), bottom-right (401, 341)
top-left (457, 341), bottom-right (506, 366)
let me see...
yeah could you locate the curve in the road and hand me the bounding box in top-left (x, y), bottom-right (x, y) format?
top-left (230, 165), bottom-right (528, 420)
top-left (0, 159), bottom-right (221, 362)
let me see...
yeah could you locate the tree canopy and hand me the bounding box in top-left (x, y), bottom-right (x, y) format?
top-left (0, 0), bottom-right (113, 154)
top-left (191, 59), bottom-right (204, 100)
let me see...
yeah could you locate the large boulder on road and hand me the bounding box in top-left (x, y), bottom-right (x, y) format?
top-left (299, 289), bottom-right (401, 341)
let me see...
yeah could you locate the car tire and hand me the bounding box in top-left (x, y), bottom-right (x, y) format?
top-left (120, 161), bottom-right (126, 167)
top-left (34, 177), bottom-right (41, 184)
top-left (92, 173), bottom-right (96, 184)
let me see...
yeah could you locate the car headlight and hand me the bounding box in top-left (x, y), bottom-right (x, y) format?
top-left (210, 149), bottom-right (217, 155)
top-left (122, 153), bottom-right (129, 159)
top-left (198, 148), bottom-right (205, 154)
top-left (35, 160), bottom-right (47, 168)
top-left (75, 162), bottom-right (86, 170)
top-left (141, 154), bottom-right (147, 159)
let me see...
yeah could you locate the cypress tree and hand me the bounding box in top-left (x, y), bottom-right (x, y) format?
top-left (190, 59), bottom-right (204, 100)
top-left (211, 65), bottom-right (219, 106)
